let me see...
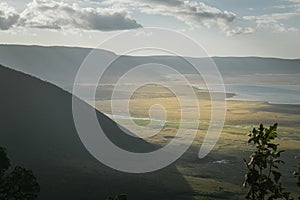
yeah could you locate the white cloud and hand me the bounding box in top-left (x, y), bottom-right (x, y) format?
top-left (288, 0), bottom-right (300, 3)
top-left (244, 12), bottom-right (300, 21)
top-left (226, 27), bottom-right (254, 36)
top-left (103, 0), bottom-right (236, 29)
top-left (243, 12), bottom-right (300, 32)
top-left (0, 0), bottom-right (142, 31)
top-left (272, 0), bottom-right (300, 10)
top-left (243, 0), bottom-right (300, 33)
top-left (0, 2), bottom-right (19, 30)
top-left (102, 0), bottom-right (256, 36)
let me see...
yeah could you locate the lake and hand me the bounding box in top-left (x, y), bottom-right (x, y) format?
top-left (197, 84), bottom-right (300, 105)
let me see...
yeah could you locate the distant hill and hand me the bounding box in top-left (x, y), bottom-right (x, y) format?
top-left (0, 65), bottom-right (193, 200)
top-left (0, 45), bottom-right (299, 93)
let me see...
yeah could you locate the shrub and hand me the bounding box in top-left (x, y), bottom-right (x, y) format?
top-left (243, 123), bottom-right (292, 200)
top-left (0, 146), bottom-right (40, 200)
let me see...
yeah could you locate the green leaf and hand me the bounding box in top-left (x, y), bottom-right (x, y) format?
top-left (263, 178), bottom-right (274, 191)
top-left (267, 129), bottom-right (277, 141)
top-left (275, 150), bottom-right (285, 157)
top-left (273, 159), bottom-right (284, 164)
top-left (272, 170), bottom-right (281, 183)
top-left (282, 192), bottom-right (291, 200)
top-left (267, 143), bottom-right (278, 151)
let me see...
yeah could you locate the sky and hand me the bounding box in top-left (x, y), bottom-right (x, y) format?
top-left (0, 0), bottom-right (300, 58)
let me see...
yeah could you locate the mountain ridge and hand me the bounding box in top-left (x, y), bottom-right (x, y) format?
top-left (1, 44), bottom-right (299, 95)
top-left (0, 64), bottom-right (193, 200)
top-left (1, 44), bottom-right (299, 60)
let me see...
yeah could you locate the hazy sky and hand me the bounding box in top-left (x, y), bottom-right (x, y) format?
top-left (0, 0), bottom-right (300, 58)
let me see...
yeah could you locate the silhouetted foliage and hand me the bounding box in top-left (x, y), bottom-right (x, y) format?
top-left (293, 164), bottom-right (300, 200)
top-left (0, 146), bottom-right (40, 200)
top-left (243, 123), bottom-right (292, 200)
top-left (105, 194), bottom-right (127, 200)
top-left (0, 147), bottom-right (10, 176)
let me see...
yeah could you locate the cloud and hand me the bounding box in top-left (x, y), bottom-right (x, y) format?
top-left (288, 0), bottom-right (300, 3)
top-left (0, 3), bottom-right (19, 30)
top-left (103, 0), bottom-right (236, 29)
top-left (0, 0), bottom-right (142, 31)
top-left (243, 12), bottom-right (300, 32)
top-left (226, 27), bottom-right (254, 36)
top-left (244, 13), bottom-right (300, 21)
top-left (243, 0), bottom-right (300, 33)
top-left (287, 0), bottom-right (300, 11)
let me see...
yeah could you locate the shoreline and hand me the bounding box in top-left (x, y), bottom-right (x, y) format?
top-left (226, 98), bottom-right (300, 107)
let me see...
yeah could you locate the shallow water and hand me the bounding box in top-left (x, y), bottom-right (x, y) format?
top-left (197, 84), bottom-right (300, 105)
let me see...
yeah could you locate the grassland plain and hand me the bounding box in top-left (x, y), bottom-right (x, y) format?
top-left (90, 84), bottom-right (300, 199)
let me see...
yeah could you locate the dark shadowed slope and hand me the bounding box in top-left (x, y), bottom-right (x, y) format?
top-left (0, 65), bottom-right (193, 200)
